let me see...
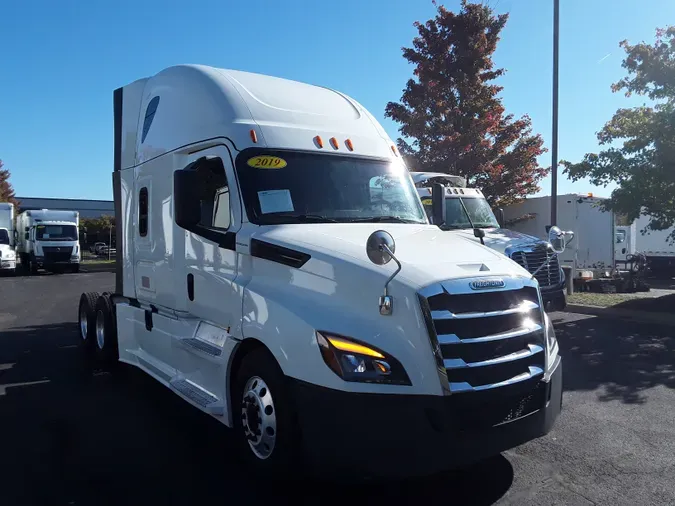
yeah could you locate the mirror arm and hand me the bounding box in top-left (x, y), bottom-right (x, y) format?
top-left (530, 252), bottom-right (558, 280)
top-left (380, 244), bottom-right (402, 297)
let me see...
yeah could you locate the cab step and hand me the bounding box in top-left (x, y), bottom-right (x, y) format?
top-left (171, 378), bottom-right (219, 408)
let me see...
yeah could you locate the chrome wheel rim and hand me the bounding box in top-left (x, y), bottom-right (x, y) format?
top-left (96, 309), bottom-right (105, 350)
top-left (79, 304), bottom-right (88, 341)
top-left (241, 376), bottom-right (277, 460)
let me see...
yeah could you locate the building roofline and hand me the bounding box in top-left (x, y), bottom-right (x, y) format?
top-left (16, 196), bottom-right (113, 204)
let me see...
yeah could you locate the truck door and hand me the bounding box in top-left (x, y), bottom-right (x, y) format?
top-left (615, 225), bottom-right (634, 265)
top-left (178, 146), bottom-right (242, 333)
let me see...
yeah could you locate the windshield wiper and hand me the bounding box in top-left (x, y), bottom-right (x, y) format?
top-left (346, 216), bottom-right (422, 224)
top-left (262, 213), bottom-right (339, 223)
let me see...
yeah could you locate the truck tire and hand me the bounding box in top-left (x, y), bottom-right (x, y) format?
top-left (233, 348), bottom-right (301, 477)
top-left (70, 264), bottom-right (80, 274)
top-left (29, 257), bottom-right (38, 275)
top-left (78, 291), bottom-right (100, 352)
top-left (94, 294), bottom-right (119, 366)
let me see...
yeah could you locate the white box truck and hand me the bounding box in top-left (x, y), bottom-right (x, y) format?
top-left (504, 194), bottom-right (616, 280)
top-left (76, 65), bottom-right (562, 478)
top-left (0, 202), bottom-right (17, 274)
top-left (413, 173), bottom-right (567, 311)
top-left (16, 209), bottom-right (81, 274)
top-left (616, 215), bottom-right (675, 278)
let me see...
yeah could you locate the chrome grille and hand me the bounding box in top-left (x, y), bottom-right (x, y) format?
top-left (418, 277), bottom-right (545, 395)
top-left (510, 247), bottom-right (561, 289)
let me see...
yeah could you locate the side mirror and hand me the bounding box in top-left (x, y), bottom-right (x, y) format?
top-left (473, 228), bottom-right (486, 246)
top-left (83, 232), bottom-right (88, 243)
top-left (548, 226), bottom-right (566, 254)
top-left (366, 230), bottom-right (396, 265)
top-left (24, 232), bottom-right (29, 240)
top-left (496, 208), bottom-right (505, 228)
top-left (431, 183), bottom-right (446, 227)
top-left (174, 166), bottom-right (203, 230)
top-left (25, 226), bottom-right (29, 232)
top-left (366, 230), bottom-right (401, 316)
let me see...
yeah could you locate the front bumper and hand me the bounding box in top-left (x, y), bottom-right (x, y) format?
top-left (35, 256), bottom-right (79, 266)
top-left (0, 259), bottom-right (16, 270)
top-left (541, 286), bottom-right (566, 311)
top-left (291, 357), bottom-right (562, 478)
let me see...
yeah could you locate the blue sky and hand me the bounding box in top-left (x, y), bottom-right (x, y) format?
top-left (1, 0), bottom-right (672, 201)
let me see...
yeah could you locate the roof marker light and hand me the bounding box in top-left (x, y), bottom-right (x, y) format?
top-left (391, 145), bottom-right (398, 156)
top-left (329, 137), bottom-right (339, 149)
top-left (345, 139), bottom-right (354, 151)
top-left (314, 135), bottom-right (324, 148)
top-left (250, 129), bottom-right (258, 143)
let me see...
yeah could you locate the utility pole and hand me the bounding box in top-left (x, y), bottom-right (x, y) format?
top-left (551, 0), bottom-right (560, 226)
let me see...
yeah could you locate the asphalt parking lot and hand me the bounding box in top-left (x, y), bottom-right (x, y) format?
top-left (0, 272), bottom-right (674, 505)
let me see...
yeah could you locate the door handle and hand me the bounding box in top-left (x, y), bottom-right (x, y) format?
top-left (187, 273), bottom-right (194, 301)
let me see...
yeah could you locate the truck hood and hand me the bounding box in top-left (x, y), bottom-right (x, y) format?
top-left (0, 244), bottom-right (14, 256)
top-left (451, 228), bottom-right (545, 255)
top-left (252, 223), bottom-right (530, 290)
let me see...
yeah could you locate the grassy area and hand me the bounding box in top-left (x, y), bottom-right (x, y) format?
top-left (82, 259), bottom-right (116, 264)
top-left (568, 291), bottom-right (675, 313)
top-left (568, 292), bottom-right (644, 308)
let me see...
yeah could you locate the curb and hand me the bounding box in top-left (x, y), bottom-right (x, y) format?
top-left (80, 264), bottom-right (117, 273)
top-left (566, 303), bottom-right (675, 327)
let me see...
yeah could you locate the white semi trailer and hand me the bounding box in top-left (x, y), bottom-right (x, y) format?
top-left (77, 65), bottom-right (563, 478)
top-left (16, 209), bottom-right (81, 274)
top-left (0, 202), bottom-right (16, 274)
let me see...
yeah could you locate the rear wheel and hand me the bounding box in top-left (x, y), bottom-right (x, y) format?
top-left (233, 348), bottom-right (301, 477)
top-left (71, 264), bottom-right (80, 273)
top-left (78, 291), bottom-right (99, 352)
top-left (94, 294), bottom-right (119, 366)
top-left (29, 257), bottom-right (38, 275)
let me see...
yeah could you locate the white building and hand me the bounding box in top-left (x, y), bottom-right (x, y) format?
top-left (16, 197), bottom-right (114, 220)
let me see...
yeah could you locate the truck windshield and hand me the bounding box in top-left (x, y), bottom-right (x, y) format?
top-left (36, 224), bottom-right (78, 241)
top-left (0, 229), bottom-right (9, 244)
top-left (422, 197), bottom-right (499, 229)
top-left (235, 149), bottom-right (427, 225)
top-left (444, 198), bottom-right (499, 229)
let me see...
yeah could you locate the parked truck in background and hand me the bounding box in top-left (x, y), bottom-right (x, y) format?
top-left (504, 193), bottom-right (615, 282)
top-left (506, 194), bottom-right (675, 281)
top-left (413, 172), bottom-right (567, 311)
top-left (0, 202), bottom-right (17, 274)
top-left (77, 65), bottom-right (562, 478)
top-left (16, 209), bottom-right (81, 274)
top-left (616, 216), bottom-right (675, 279)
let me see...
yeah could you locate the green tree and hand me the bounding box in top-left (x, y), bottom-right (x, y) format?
top-left (563, 26), bottom-right (675, 242)
top-left (385, 1), bottom-right (548, 206)
top-left (0, 159), bottom-right (20, 208)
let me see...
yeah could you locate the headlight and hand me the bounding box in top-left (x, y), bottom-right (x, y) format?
top-left (316, 331), bottom-right (411, 385)
top-left (544, 312), bottom-right (559, 370)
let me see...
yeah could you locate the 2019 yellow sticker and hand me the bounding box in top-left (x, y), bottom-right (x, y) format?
top-left (247, 155), bottom-right (287, 169)
top-left (421, 198), bottom-right (432, 206)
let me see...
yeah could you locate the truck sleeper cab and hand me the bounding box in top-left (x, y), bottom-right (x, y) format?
top-left (413, 172), bottom-right (567, 312)
top-left (77, 65), bottom-right (562, 478)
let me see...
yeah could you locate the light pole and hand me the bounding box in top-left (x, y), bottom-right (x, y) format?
top-left (551, 0), bottom-right (560, 226)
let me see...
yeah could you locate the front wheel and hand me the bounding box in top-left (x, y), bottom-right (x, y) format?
top-left (233, 348), bottom-right (301, 477)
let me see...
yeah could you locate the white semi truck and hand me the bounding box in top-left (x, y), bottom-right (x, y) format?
top-left (77, 65), bottom-right (563, 478)
top-left (0, 202), bottom-right (17, 274)
top-left (16, 209), bottom-right (81, 274)
top-left (413, 172), bottom-right (567, 311)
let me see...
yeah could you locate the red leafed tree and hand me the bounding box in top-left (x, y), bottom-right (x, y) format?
top-left (0, 159), bottom-right (20, 209)
top-left (386, 1), bottom-right (548, 206)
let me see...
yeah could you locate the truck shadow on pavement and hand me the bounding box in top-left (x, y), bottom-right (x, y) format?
top-left (551, 314), bottom-right (675, 404)
top-left (0, 322), bottom-right (514, 506)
